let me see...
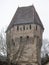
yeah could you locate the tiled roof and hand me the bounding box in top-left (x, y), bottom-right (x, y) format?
top-left (6, 5), bottom-right (44, 32)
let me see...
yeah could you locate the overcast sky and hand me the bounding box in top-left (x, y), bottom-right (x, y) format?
top-left (0, 0), bottom-right (49, 40)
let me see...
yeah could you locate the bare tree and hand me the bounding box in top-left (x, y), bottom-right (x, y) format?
top-left (0, 28), bottom-right (7, 56)
top-left (41, 39), bottom-right (49, 58)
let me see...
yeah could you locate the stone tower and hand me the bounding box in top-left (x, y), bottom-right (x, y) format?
top-left (6, 5), bottom-right (44, 65)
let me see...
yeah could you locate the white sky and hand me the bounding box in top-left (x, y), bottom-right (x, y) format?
top-left (0, 0), bottom-right (49, 40)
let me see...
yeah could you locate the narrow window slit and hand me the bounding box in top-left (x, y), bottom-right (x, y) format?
top-left (23, 25), bottom-right (25, 30)
top-left (20, 36), bottom-right (22, 41)
top-left (30, 25), bottom-right (31, 29)
top-left (36, 25), bottom-right (37, 30)
top-left (17, 26), bottom-right (19, 31)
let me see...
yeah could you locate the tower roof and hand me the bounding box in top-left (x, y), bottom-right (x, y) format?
top-left (6, 5), bottom-right (44, 32)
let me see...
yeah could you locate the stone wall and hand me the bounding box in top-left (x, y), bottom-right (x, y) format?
top-left (6, 24), bottom-right (43, 65)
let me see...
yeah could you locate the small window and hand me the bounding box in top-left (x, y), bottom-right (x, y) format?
top-left (30, 25), bottom-right (31, 29)
top-left (17, 26), bottom-right (19, 31)
top-left (20, 36), bottom-right (22, 39)
top-left (20, 27), bottom-right (22, 31)
top-left (20, 36), bottom-right (22, 41)
top-left (36, 25), bottom-right (37, 30)
top-left (23, 25), bottom-right (25, 30)
top-left (26, 27), bottom-right (28, 30)
top-left (27, 36), bottom-right (29, 38)
top-left (12, 39), bottom-right (15, 46)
